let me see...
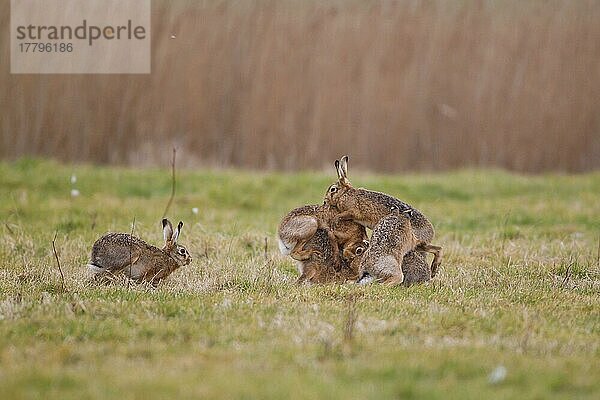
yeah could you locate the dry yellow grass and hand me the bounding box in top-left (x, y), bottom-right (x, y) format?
top-left (2, 1), bottom-right (599, 172)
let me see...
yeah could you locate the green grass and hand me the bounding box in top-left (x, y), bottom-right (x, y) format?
top-left (0, 158), bottom-right (599, 399)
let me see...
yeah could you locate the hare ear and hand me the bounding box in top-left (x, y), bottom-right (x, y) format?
top-left (172, 221), bottom-right (183, 243)
top-left (340, 155), bottom-right (349, 178)
top-left (162, 219), bottom-right (174, 244)
top-left (334, 159), bottom-right (343, 180)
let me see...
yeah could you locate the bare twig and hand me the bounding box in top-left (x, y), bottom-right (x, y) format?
top-left (162, 147), bottom-right (177, 218)
top-left (52, 231), bottom-right (66, 294)
top-left (343, 294), bottom-right (358, 343)
top-left (4, 222), bottom-right (14, 235)
top-left (264, 237), bottom-right (268, 260)
top-left (127, 216), bottom-right (136, 290)
top-left (561, 261), bottom-right (573, 287)
top-left (90, 212), bottom-right (97, 230)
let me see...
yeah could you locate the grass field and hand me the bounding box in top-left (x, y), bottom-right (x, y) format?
top-left (0, 159), bottom-right (599, 399)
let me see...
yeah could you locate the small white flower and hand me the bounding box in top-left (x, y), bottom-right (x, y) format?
top-left (71, 189), bottom-right (80, 197)
top-left (70, 174), bottom-right (77, 184)
top-left (192, 207), bottom-right (199, 215)
top-left (488, 365), bottom-right (507, 384)
top-left (170, 34), bottom-right (176, 39)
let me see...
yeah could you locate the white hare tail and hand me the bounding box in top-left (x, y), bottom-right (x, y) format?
top-left (278, 236), bottom-right (294, 256)
top-left (87, 263), bottom-right (105, 274)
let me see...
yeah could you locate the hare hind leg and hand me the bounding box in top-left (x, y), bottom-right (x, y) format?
top-left (430, 247), bottom-right (442, 277)
top-left (415, 243), bottom-right (443, 277)
top-left (290, 241), bottom-right (319, 261)
top-left (282, 215), bottom-right (319, 260)
top-left (373, 255), bottom-right (404, 286)
top-left (296, 265), bottom-right (317, 285)
top-left (322, 227), bottom-right (343, 271)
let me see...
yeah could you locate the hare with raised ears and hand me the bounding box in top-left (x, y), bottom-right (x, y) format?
top-left (324, 155), bottom-right (442, 269)
top-left (88, 219), bottom-right (192, 285)
top-left (278, 204), bottom-right (367, 270)
top-left (296, 229), bottom-right (368, 284)
top-left (325, 156), bottom-right (434, 242)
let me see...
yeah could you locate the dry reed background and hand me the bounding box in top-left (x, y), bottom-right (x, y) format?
top-left (1, 0), bottom-right (599, 172)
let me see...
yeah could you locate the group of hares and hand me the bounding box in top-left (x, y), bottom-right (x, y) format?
top-left (88, 156), bottom-right (442, 286)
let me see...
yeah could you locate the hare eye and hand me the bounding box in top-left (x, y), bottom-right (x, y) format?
top-left (355, 247), bottom-right (364, 255)
top-left (179, 248), bottom-right (186, 255)
top-left (330, 186), bottom-right (337, 193)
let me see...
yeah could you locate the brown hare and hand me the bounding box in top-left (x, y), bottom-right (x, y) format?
top-left (88, 219), bottom-right (192, 285)
top-left (295, 228), bottom-right (368, 284)
top-left (325, 156), bottom-right (434, 241)
top-left (356, 208), bottom-right (421, 285)
top-left (278, 204), bottom-right (367, 270)
top-left (324, 155), bottom-right (442, 272)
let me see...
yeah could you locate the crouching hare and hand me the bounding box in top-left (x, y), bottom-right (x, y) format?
top-left (88, 219), bottom-right (192, 285)
top-left (358, 208), bottom-right (442, 285)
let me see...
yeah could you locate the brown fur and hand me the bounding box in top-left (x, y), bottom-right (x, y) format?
top-left (296, 228), bottom-right (367, 284)
top-left (356, 250), bottom-right (439, 286)
top-left (88, 219), bottom-right (192, 285)
top-left (325, 156), bottom-right (442, 270)
top-left (402, 250), bottom-right (432, 285)
top-left (278, 204), bottom-right (367, 270)
top-left (358, 212), bottom-right (419, 285)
